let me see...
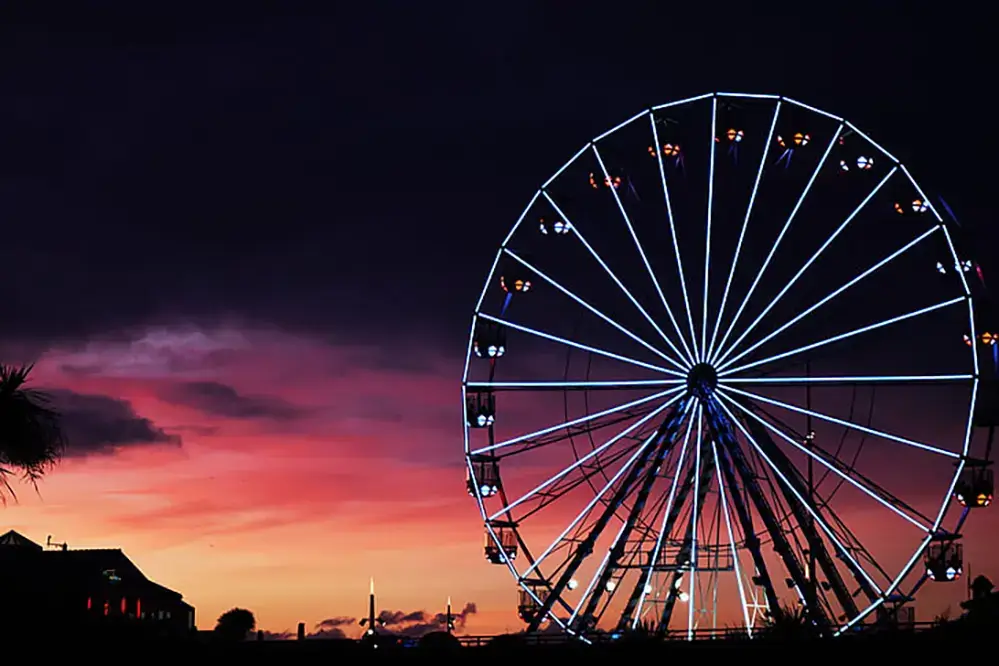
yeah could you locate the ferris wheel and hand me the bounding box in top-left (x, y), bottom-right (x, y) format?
top-left (462, 92), bottom-right (995, 639)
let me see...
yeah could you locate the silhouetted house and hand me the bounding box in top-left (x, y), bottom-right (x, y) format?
top-left (0, 530), bottom-right (194, 637)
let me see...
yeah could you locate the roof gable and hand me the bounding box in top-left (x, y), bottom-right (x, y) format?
top-left (0, 530), bottom-right (42, 550)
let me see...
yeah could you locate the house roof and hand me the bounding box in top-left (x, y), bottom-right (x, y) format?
top-left (0, 531), bottom-right (186, 602)
top-left (0, 530), bottom-right (43, 550)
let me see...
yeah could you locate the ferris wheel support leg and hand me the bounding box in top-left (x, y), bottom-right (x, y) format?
top-left (618, 444), bottom-right (694, 631)
top-left (703, 414), bottom-right (782, 619)
top-left (619, 416), bottom-right (699, 630)
top-left (737, 401), bottom-right (875, 619)
top-left (706, 401), bottom-right (823, 625)
top-left (653, 435), bottom-right (718, 634)
top-left (573, 403), bottom-right (692, 629)
top-left (524, 406), bottom-right (683, 633)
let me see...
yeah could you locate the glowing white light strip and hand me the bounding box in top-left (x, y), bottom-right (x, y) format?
top-left (504, 249), bottom-right (687, 372)
top-left (632, 408), bottom-right (697, 627)
top-left (472, 384), bottom-right (683, 455)
top-left (543, 144), bottom-right (590, 190)
top-left (719, 392), bottom-right (931, 532)
top-left (593, 144), bottom-right (696, 366)
top-left (711, 124), bottom-right (844, 364)
top-left (594, 109), bottom-right (650, 143)
top-left (687, 404), bottom-right (703, 641)
top-left (701, 97), bottom-right (718, 360)
top-left (718, 296), bottom-right (965, 377)
top-left (845, 121), bottom-right (899, 164)
top-left (543, 191), bottom-right (689, 368)
top-left (489, 395), bottom-right (682, 521)
top-left (706, 100), bottom-right (781, 361)
top-left (652, 93), bottom-right (714, 110)
top-left (716, 225), bottom-right (939, 373)
top-left (715, 167), bottom-right (897, 368)
top-left (720, 374), bottom-right (972, 385)
top-left (721, 385), bottom-right (960, 459)
top-left (781, 96), bottom-right (843, 122)
top-left (522, 429), bottom-right (662, 579)
top-left (711, 439), bottom-right (753, 637)
top-left (714, 396), bottom-right (883, 595)
top-left (468, 379), bottom-right (685, 389)
top-left (476, 313), bottom-right (684, 380)
top-left (650, 113), bottom-right (700, 364)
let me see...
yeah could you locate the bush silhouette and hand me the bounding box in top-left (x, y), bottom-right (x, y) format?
top-left (214, 607), bottom-right (256, 642)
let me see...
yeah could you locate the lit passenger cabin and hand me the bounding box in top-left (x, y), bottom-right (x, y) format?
top-left (588, 170), bottom-right (623, 190)
top-left (775, 132), bottom-right (810, 166)
top-left (539, 216), bottom-right (571, 236)
top-left (894, 199), bottom-right (928, 216)
top-left (937, 258), bottom-right (974, 276)
top-left (466, 392), bottom-right (495, 428)
top-left (839, 155), bottom-right (875, 172)
top-left (963, 331), bottom-right (997, 347)
top-left (473, 321), bottom-right (506, 359)
top-left (466, 456), bottom-right (500, 498)
top-left (517, 582), bottom-right (549, 623)
top-left (484, 526), bottom-right (518, 564)
top-left (500, 270), bottom-right (532, 294)
top-left (925, 538), bottom-right (963, 582)
top-left (955, 465), bottom-right (994, 508)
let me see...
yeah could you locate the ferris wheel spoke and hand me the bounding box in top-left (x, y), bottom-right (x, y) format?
top-left (713, 405), bottom-right (844, 624)
top-left (520, 424), bottom-right (663, 582)
top-left (471, 385), bottom-right (682, 456)
top-left (716, 225), bottom-right (940, 373)
top-left (525, 405), bottom-right (690, 632)
top-left (593, 143), bottom-right (698, 365)
top-left (709, 421), bottom-right (784, 617)
top-left (701, 97), bottom-right (719, 360)
top-left (714, 167), bottom-right (898, 368)
top-left (721, 384), bottom-right (961, 459)
top-left (622, 408), bottom-right (697, 629)
top-left (467, 379), bottom-right (685, 391)
top-left (488, 395), bottom-right (682, 522)
top-left (706, 100), bottom-right (781, 362)
top-left (542, 191), bottom-right (693, 368)
top-left (572, 400), bottom-right (695, 627)
top-left (654, 407), bottom-right (716, 635)
top-left (714, 397), bottom-right (885, 608)
top-left (717, 394), bottom-right (882, 620)
top-left (710, 439), bottom-right (754, 637)
top-left (510, 441), bottom-right (643, 525)
top-left (717, 296), bottom-right (966, 379)
top-left (710, 125), bottom-right (844, 365)
top-left (687, 407), bottom-right (705, 639)
top-left (716, 390), bottom-right (933, 532)
top-left (492, 405), bottom-right (655, 461)
top-left (720, 374), bottom-right (972, 386)
top-left (503, 249), bottom-right (687, 371)
top-left (476, 313), bottom-right (685, 378)
top-left (650, 113), bottom-right (700, 362)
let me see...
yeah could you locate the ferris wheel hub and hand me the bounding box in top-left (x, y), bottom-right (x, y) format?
top-left (686, 362), bottom-right (718, 400)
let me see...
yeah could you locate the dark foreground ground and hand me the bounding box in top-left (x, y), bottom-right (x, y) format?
top-left (5, 624), bottom-right (985, 662)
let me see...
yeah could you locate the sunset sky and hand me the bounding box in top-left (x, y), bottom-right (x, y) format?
top-left (0, 4), bottom-right (996, 637)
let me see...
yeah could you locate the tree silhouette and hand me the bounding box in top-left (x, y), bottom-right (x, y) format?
top-left (214, 607), bottom-right (256, 642)
top-left (0, 364), bottom-right (65, 503)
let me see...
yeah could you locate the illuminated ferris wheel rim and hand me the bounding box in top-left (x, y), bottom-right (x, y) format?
top-left (462, 91), bottom-right (985, 641)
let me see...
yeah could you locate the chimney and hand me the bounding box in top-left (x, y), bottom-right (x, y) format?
top-left (297, 622), bottom-right (305, 640)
